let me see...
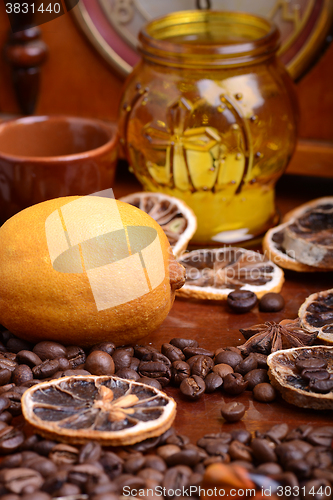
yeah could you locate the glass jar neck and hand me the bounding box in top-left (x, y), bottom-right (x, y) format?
top-left (139, 10), bottom-right (280, 69)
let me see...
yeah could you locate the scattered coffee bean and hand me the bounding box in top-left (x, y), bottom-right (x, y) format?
top-left (227, 290), bottom-right (257, 313)
top-left (180, 376), bottom-right (205, 399)
top-left (253, 383), bottom-right (276, 402)
top-left (259, 293), bottom-right (285, 312)
top-left (220, 401), bottom-right (245, 422)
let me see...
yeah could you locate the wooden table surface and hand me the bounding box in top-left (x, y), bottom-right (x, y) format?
top-left (112, 168), bottom-right (333, 441)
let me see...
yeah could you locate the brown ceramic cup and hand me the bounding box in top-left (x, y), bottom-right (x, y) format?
top-left (0, 115), bottom-right (118, 222)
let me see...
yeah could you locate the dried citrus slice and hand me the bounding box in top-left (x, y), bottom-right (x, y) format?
top-left (22, 375), bottom-right (176, 446)
top-left (263, 197), bottom-right (333, 271)
top-left (267, 346), bottom-right (333, 410)
top-left (299, 288), bottom-right (333, 344)
top-left (177, 248), bottom-right (284, 300)
top-left (120, 192), bottom-right (197, 257)
top-left (263, 222), bottom-right (323, 272)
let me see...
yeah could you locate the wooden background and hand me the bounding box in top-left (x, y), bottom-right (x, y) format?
top-left (0, 4), bottom-right (332, 177)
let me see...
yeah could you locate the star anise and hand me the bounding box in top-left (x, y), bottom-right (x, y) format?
top-left (237, 318), bottom-right (318, 355)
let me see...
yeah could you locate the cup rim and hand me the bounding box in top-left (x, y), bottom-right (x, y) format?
top-left (0, 115), bottom-right (118, 163)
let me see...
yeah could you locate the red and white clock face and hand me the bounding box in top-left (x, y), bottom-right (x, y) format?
top-left (72, 0), bottom-right (333, 79)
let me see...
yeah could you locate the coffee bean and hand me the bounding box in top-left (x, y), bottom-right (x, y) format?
top-left (212, 363), bottom-right (234, 379)
top-left (169, 338), bottom-right (199, 350)
top-left (1, 467), bottom-right (43, 494)
top-left (305, 448), bottom-right (332, 469)
top-left (162, 465), bottom-right (192, 499)
top-left (180, 376), bottom-right (205, 399)
top-left (116, 368), bottom-right (140, 381)
top-left (144, 454), bottom-right (167, 472)
top-left (137, 377), bottom-right (162, 390)
top-left (259, 292), bottom-right (285, 312)
top-left (32, 359), bottom-right (60, 379)
top-left (134, 345), bottom-right (159, 359)
top-left (223, 373), bottom-right (248, 395)
top-left (235, 353), bottom-right (258, 375)
top-left (157, 444), bottom-right (181, 460)
top-left (214, 350), bottom-right (243, 369)
top-left (165, 449), bottom-right (201, 467)
top-left (265, 423), bottom-right (289, 443)
top-left (296, 358), bottom-right (327, 372)
top-left (309, 378), bottom-right (333, 393)
top-left (0, 396), bottom-right (10, 412)
top-left (204, 372), bottom-right (223, 392)
top-left (112, 350), bottom-right (133, 371)
top-left (6, 338), bottom-right (32, 353)
top-left (306, 427), bottom-right (333, 447)
top-left (24, 457), bottom-right (58, 478)
top-left (49, 444), bottom-right (79, 465)
top-left (90, 342), bottom-right (116, 356)
top-left (0, 427), bottom-right (25, 454)
top-left (190, 355), bottom-right (214, 378)
top-left (251, 438), bottom-right (277, 463)
top-left (252, 353), bottom-right (268, 369)
top-left (171, 360), bottom-right (191, 386)
top-left (227, 290), bottom-right (257, 313)
top-left (183, 347), bottom-right (214, 358)
top-left (253, 383), bottom-right (276, 402)
top-left (220, 402), bottom-right (245, 422)
top-left (301, 369), bottom-right (330, 382)
top-left (244, 368), bottom-right (269, 390)
top-left (130, 357), bottom-right (140, 372)
top-left (100, 451), bottom-right (124, 479)
top-left (12, 365), bottom-right (33, 386)
top-left (228, 440), bottom-right (252, 461)
top-left (0, 359), bottom-right (17, 372)
top-left (138, 353), bottom-right (171, 387)
top-left (165, 433), bottom-right (190, 447)
top-left (33, 341), bottom-right (66, 361)
top-left (66, 346), bottom-right (86, 369)
top-left (16, 351), bottom-right (42, 367)
top-left (161, 343), bottom-right (185, 362)
top-left (0, 411), bottom-right (12, 424)
top-left (256, 462), bottom-right (283, 475)
top-left (123, 455), bottom-right (145, 474)
top-left (78, 441), bottom-right (102, 464)
top-left (21, 492), bottom-right (52, 500)
top-left (0, 369), bottom-right (12, 386)
top-left (137, 466), bottom-right (164, 483)
top-left (231, 429), bottom-right (251, 445)
top-left (85, 351), bottom-right (115, 376)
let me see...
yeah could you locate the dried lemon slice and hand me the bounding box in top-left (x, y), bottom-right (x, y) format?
top-left (299, 288), bottom-right (333, 344)
top-left (263, 197), bottom-right (333, 271)
top-left (120, 192), bottom-right (197, 257)
top-left (177, 248), bottom-right (284, 300)
top-left (268, 346), bottom-right (333, 410)
top-left (22, 375), bottom-right (176, 446)
top-left (263, 222), bottom-right (323, 273)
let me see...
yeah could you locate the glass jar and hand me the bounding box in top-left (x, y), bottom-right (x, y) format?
top-left (119, 10), bottom-right (298, 245)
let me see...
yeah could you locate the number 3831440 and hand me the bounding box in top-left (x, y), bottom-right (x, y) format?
top-left (6, 2), bottom-right (61, 13)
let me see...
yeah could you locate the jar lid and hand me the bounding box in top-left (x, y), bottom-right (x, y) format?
top-left (139, 10), bottom-right (280, 68)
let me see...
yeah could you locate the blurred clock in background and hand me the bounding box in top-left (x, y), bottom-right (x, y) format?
top-left (72, 0), bottom-right (333, 80)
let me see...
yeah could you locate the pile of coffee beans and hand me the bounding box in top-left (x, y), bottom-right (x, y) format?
top-left (0, 331), bottom-right (277, 427)
top-left (295, 357), bottom-right (333, 394)
top-left (0, 422), bottom-right (332, 499)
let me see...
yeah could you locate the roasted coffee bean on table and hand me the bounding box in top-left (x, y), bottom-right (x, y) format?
top-left (259, 292), bottom-right (285, 312)
top-left (227, 290), bottom-right (258, 313)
